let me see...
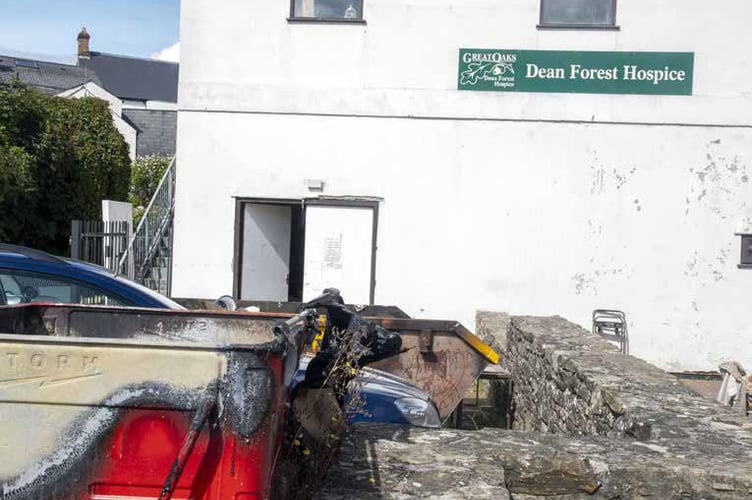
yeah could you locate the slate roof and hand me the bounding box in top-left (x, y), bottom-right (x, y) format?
top-left (0, 55), bottom-right (102, 95)
top-left (81, 52), bottom-right (178, 103)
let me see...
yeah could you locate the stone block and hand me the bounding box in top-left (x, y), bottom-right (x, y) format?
top-left (475, 310), bottom-right (510, 357)
top-left (317, 424), bottom-right (752, 499)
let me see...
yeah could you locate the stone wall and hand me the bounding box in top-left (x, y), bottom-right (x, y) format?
top-left (317, 314), bottom-right (752, 499)
top-left (475, 310), bottom-right (510, 360)
top-left (317, 423), bottom-right (752, 499)
top-left (508, 315), bottom-right (750, 440)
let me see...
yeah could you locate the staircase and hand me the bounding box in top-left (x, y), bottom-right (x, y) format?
top-left (118, 157), bottom-right (176, 297)
top-left (141, 224), bottom-right (173, 294)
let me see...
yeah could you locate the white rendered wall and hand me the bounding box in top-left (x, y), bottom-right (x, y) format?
top-left (174, 0), bottom-right (752, 370)
top-left (178, 0), bottom-right (752, 124)
top-left (174, 112), bottom-right (752, 371)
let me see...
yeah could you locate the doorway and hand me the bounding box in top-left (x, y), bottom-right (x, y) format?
top-left (234, 198), bottom-right (378, 304)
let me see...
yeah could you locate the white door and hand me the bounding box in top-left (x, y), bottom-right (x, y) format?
top-left (241, 204), bottom-right (291, 300)
top-left (303, 205), bottom-right (374, 305)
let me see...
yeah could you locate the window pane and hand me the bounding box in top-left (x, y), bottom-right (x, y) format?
top-left (541, 0), bottom-right (615, 26)
top-left (743, 236), bottom-right (752, 265)
top-left (292, 0), bottom-right (362, 19)
top-left (0, 270), bottom-right (129, 307)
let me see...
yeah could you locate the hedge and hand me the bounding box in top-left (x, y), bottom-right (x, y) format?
top-left (0, 83), bottom-right (131, 255)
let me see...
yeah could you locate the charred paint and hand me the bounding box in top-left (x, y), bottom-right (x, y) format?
top-left (159, 390), bottom-right (218, 500)
top-left (223, 351), bottom-right (275, 440)
top-left (1, 383), bottom-right (216, 500)
top-left (0, 305), bottom-right (309, 500)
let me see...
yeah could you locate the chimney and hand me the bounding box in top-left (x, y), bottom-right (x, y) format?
top-left (77, 27), bottom-right (90, 59)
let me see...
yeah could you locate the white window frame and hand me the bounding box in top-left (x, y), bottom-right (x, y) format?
top-left (288, 0), bottom-right (365, 23)
top-left (538, 0), bottom-right (618, 29)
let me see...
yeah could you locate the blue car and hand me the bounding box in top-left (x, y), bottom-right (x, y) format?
top-left (294, 355), bottom-right (441, 428)
top-left (0, 243), bottom-right (440, 428)
top-left (0, 244), bottom-right (182, 309)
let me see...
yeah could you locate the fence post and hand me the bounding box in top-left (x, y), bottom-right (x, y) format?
top-left (70, 220), bottom-right (82, 259)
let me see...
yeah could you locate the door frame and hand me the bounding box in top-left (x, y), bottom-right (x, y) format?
top-left (232, 197), bottom-right (379, 304)
top-left (232, 197), bottom-right (302, 300)
top-left (304, 198), bottom-right (379, 305)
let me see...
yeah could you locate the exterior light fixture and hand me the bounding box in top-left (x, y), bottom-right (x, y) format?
top-left (306, 178), bottom-right (325, 191)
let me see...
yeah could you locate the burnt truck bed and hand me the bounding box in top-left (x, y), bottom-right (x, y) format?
top-left (0, 304), bottom-right (312, 500)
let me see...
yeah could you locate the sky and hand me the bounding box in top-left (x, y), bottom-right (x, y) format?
top-left (0, 0), bottom-right (181, 63)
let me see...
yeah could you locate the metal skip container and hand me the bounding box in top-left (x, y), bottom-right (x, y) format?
top-left (0, 304), bottom-right (313, 500)
top-left (365, 317), bottom-right (500, 420)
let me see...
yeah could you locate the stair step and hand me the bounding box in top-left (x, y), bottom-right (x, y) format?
top-left (129, 192), bottom-right (174, 295)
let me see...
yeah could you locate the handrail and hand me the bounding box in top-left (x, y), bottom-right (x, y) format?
top-left (117, 157), bottom-right (176, 294)
top-left (136, 156), bottom-right (176, 238)
top-left (136, 206), bottom-right (174, 281)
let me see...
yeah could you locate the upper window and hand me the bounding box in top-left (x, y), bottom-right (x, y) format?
top-left (539, 0), bottom-right (617, 29)
top-left (0, 269), bottom-right (130, 307)
top-left (290, 0), bottom-right (364, 21)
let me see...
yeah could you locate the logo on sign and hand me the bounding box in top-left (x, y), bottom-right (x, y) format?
top-left (459, 51), bottom-right (517, 89)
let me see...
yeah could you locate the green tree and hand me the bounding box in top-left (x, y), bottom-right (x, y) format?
top-left (129, 155), bottom-right (172, 225)
top-left (0, 145), bottom-right (36, 244)
top-left (0, 84), bottom-right (131, 255)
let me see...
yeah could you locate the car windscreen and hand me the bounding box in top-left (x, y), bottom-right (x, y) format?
top-left (0, 269), bottom-right (133, 307)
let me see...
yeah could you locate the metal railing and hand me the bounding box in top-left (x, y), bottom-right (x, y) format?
top-left (117, 157), bottom-right (176, 296)
top-left (71, 220), bottom-right (130, 273)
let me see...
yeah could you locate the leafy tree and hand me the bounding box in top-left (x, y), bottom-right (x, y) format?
top-left (129, 155), bottom-right (172, 226)
top-left (0, 84), bottom-right (131, 255)
top-left (0, 145), bottom-right (36, 244)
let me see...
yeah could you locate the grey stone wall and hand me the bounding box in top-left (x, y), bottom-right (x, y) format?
top-left (475, 310), bottom-right (510, 361)
top-left (316, 315), bottom-right (752, 499)
top-left (508, 315), bottom-right (750, 440)
top-left (317, 423), bottom-right (752, 499)
top-left (123, 109), bottom-right (177, 157)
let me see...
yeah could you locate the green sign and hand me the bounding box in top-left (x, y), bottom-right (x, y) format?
top-left (458, 49), bottom-right (694, 95)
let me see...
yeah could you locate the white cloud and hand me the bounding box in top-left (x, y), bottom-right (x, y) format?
top-left (151, 42), bottom-right (180, 63)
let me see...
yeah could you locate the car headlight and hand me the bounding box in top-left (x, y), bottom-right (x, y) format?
top-left (394, 397), bottom-right (441, 428)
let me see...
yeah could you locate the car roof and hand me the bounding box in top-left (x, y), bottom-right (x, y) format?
top-left (0, 243), bottom-right (121, 278)
top-left (0, 244), bottom-right (65, 263)
top-left (0, 244), bottom-right (183, 309)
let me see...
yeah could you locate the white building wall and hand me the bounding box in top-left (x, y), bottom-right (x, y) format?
top-left (178, 0), bottom-right (752, 124)
top-left (174, 0), bottom-right (752, 371)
